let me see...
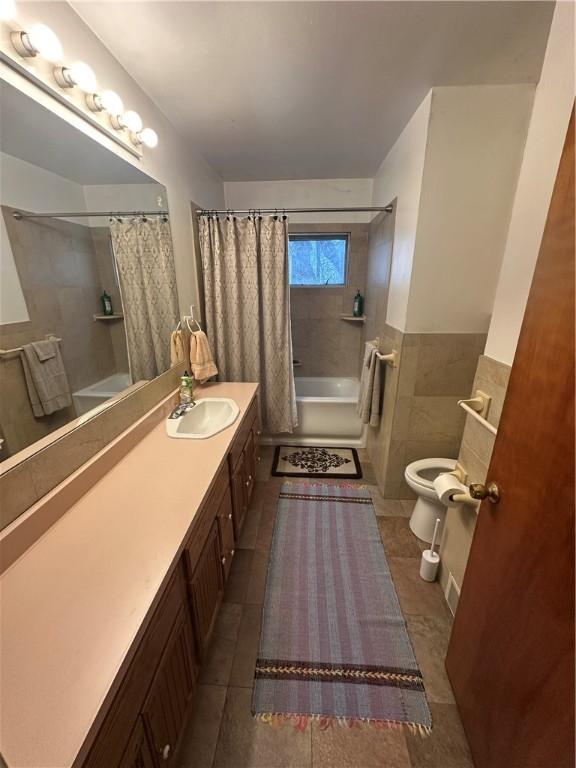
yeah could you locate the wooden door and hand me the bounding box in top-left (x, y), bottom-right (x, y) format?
top-left (445, 110), bottom-right (575, 768)
top-left (189, 520), bottom-right (224, 659)
top-left (142, 608), bottom-right (197, 766)
top-left (119, 719), bottom-right (156, 768)
top-left (217, 489), bottom-right (235, 581)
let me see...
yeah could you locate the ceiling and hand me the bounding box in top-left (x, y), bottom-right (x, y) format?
top-left (0, 81), bottom-right (155, 185)
top-left (73, 1), bottom-right (554, 181)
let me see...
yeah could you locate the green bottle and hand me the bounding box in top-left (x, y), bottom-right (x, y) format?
top-left (353, 290), bottom-right (364, 317)
top-left (101, 291), bottom-right (113, 316)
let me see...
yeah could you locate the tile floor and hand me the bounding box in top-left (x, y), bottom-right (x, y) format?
top-left (173, 448), bottom-right (474, 768)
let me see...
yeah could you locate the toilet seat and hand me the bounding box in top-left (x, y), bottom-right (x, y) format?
top-left (405, 457), bottom-right (457, 491)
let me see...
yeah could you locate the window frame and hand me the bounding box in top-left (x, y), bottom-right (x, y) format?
top-left (288, 232), bottom-right (350, 288)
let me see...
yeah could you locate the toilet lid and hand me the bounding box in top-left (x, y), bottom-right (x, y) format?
top-left (405, 457), bottom-right (457, 488)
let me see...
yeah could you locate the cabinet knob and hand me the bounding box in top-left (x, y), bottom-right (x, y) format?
top-left (231, 548), bottom-right (235, 556)
top-left (221, 555), bottom-right (226, 565)
top-left (257, 456), bottom-right (262, 463)
top-left (228, 513), bottom-right (233, 520)
top-left (245, 480), bottom-right (250, 487)
top-left (256, 430), bottom-right (261, 436)
top-left (162, 744), bottom-right (171, 761)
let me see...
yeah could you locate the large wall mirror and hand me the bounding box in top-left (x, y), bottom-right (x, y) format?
top-left (0, 81), bottom-right (181, 466)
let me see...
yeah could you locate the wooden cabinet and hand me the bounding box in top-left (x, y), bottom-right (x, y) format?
top-left (142, 609), bottom-right (197, 766)
top-left (217, 490), bottom-right (235, 581)
top-left (119, 719), bottom-right (156, 768)
top-left (85, 565), bottom-right (196, 768)
top-left (188, 520), bottom-right (223, 660)
top-left (83, 392), bottom-right (260, 768)
top-left (230, 451), bottom-right (248, 538)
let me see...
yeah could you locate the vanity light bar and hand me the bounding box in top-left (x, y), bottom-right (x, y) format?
top-left (6, 3), bottom-right (158, 149)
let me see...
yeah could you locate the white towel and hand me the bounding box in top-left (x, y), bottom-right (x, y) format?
top-left (20, 340), bottom-right (72, 417)
top-left (357, 342), bottom-right (382, 427)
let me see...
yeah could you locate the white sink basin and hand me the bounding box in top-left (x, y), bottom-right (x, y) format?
top-left (166, 398), bottom-right (240, 439)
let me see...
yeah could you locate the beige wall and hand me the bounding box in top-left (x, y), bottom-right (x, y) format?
top-left (439, 355), bottom-right (511, 596)
top-left (290, 223), bottom-right (369, 378)
top-left (485, 2), bottom-right (575, 365)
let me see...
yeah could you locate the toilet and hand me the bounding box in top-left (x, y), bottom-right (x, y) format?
top-left (404, 458), bottom-right (458, 543)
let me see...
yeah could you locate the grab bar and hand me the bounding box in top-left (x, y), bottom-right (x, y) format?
top-left (458, 391), bottom-right (497, 435)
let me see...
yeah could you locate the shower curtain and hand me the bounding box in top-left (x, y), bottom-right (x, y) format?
top-left (199, 215), bottom-right (297, 434)
top-left (110, 217), bottom-right (179, 381)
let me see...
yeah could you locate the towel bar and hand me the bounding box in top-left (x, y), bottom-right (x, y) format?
top-left (0, 335), bottom-right (62, 357)
top-left (458, 391), bottom-right (497, 436)
top-left (376, 349), bottom-right (397, 367)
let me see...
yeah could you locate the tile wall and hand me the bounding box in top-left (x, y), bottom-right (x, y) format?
top-left (289, 223), bottom-right (369, 378)
top-left (0, 209), bottom-right (128, 457)
top-left (367, 327), bottom-right (487, 498)
top-left (438, 354), bottom-right (511, 596)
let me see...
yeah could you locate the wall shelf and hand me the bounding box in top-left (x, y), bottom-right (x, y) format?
top-left (93, 314), bottom-right (124, 322)
top-left (340, 315), bottom-right (366, 323)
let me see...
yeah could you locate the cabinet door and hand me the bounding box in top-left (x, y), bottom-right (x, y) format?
top-left (230, 451), bottom-right (247, 538)
top-left (217, 490), bottom-right (235, 581)
top-left (119, 719), bottom-right (156, 768)
top-left (243, 431), bottom-right (256, 505)
top-left (189, 520), bottom-right (223, 659)
top-left (141, 609), bottom-right (197, 766)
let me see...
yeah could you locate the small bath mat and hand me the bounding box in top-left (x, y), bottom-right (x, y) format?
top-left (252, 482), bottom-right (431, 731)
top-left (271, 445), bottom-right (362, 479)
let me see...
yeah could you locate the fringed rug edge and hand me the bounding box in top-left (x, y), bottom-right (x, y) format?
top-left (252, 711), bottom-right (432, 736)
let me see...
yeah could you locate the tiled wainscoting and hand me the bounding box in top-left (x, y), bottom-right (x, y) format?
top-left (290, 223), bottom-right (369, 378)
top-left (367, 326), bottom-right (487, 498)
top-left (439, 354), bottom-right (511, 596)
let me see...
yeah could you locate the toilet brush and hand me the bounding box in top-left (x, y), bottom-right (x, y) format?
top-left (419, 517), bottom-right (441, 582)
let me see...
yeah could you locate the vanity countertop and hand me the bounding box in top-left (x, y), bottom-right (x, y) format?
top-left (0, 381), bottom-right (258, 768)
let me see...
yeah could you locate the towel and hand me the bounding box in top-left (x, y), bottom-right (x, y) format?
top-left (357, 341), bottom-right (382, 427)
top-left (189, 330), bottom-right (218, 383)
top-left (170, 330), bottom-right (187, 366)
top-left (31, 340), bottom-right (56, 361)
top-left (20, 340), bottom-right (72, 417)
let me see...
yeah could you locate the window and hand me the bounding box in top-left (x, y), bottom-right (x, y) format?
top-left (288, 234), bottom-right (349, 286)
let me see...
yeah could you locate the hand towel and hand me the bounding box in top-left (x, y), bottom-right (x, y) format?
top-left (170, 329), bottom-right (187, 366)
top-left (357, 341), bottom-right (382, 427)
top-left (31, 340), bottom-right (56, 361)
top-left (189, 330), bottom-right (218, 383)
top-left (20, 340), bottom-right (72, 417)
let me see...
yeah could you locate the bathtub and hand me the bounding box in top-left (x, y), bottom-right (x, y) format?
top-left (72, 372), bottom-right (132, 417)
top-left (267, 376), bottom-right (366, 447)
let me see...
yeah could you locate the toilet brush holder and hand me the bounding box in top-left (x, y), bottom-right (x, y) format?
top-left (420, 549), bottom-right (440, 582)
top-left (419, 516), bottom-right (441, 582)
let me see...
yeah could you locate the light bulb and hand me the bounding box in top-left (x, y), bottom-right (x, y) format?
top-left (140, 128), bottom-right (158, 148)
top-left (122, 110), bottom-right (142, 133)
top-left (100, 90), bottom-right (123, 116)
top-left (0, 0), bottom-right (16, 21)
top-left (27, 24), bottom-right (63, 62)
top-left (68, 61), bottom-right (97, 93)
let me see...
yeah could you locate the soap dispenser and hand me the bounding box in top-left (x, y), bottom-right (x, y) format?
top-left (179, 371), bottom-right (195, 405)
top-left (353, 289), bottom-right (364, 317)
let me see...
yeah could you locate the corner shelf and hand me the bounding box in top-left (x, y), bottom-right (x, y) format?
top-left (93, 314), bottom-right (124, 322)
top-left (340, 315), bottom-right (366, 324)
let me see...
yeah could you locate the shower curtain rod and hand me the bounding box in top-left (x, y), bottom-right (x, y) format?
top-left (12, 210), bottom-right (169, 220)
top-left (196, 205), bottom-right (394, 216)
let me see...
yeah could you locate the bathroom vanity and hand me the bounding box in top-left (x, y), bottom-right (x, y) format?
top-left (0, 382), bottom-right (260, 768)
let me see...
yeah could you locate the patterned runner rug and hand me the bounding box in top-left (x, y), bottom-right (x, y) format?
top-left (272, 446), bottom-right (362, 479)
top-left (252, 482), bottom-right (431, 732)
